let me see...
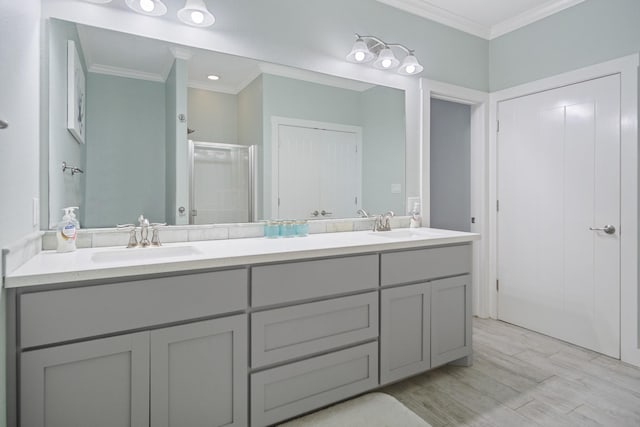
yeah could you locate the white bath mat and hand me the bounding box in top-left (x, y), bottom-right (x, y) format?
top-left (277, 392), bottom-right (431, 427)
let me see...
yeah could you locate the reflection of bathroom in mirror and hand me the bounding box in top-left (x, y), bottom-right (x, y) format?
top-left (46, 19), bottom-right (406, 228)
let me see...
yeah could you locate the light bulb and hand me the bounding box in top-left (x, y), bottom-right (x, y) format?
top-left (381, 59), bottom-right (392, 68)
top-left (191, 10), bottom-right (204, 24)
top-left (354, 51), bottom-right (365, 62)
top-left (140, 0), bottom-right (154, 12)
top-left (405, 65), bottom-right (416, 74)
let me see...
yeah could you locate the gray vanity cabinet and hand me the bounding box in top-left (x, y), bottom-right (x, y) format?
top-left (20, 315), bottom-right (248, 427)
top-left (150, 315), bottom-right (247, 427)
top-left (379, 282), bottom-right (431, 385)
top-left (20, 332), bottom-right (151, 427)
top-left (431, 275), bottom-right (472, 367)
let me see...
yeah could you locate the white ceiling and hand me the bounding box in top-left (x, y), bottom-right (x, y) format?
top-left (376, 0), bottom-right (585, 39)
top-left (76, 24), bottom-right (373, 93)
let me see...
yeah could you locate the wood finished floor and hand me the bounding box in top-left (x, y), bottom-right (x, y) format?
top-left (382, 318), bottom-right (640, 427)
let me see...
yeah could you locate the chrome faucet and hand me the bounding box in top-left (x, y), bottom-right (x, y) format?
top-left (138, 214), bottom-right (150, 247)
top-left (373, 211), bottom-right (395, 232)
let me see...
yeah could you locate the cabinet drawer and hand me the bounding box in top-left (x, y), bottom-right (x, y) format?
top-left (20, 269), bottom-right (248, 348)
top-left (251, 292), bottom-right (378, 368)
top-left (250, 342), bottom-right (378, 427)
top-left (251, 255), bottom-right (378, 307)
top-left (381, 244), bottom-right (471, 286)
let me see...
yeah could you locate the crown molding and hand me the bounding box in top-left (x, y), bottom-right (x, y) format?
top-left (376, 0), bottom-right (585, 40)
top-left (376, 0), bottom-right (490, 39)
top-left (87, 63), bottom-right (166, 82)
top-left (169, 46), bottom-right (193, 61)
top-left (490, 0), bottom-right (585, 39)
top-left (259, 63), bottom-right (375, 92)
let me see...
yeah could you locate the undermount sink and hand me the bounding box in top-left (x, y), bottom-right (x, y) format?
top-left (91, 245), bottom-right (202, 263)
top-left (368, 229), bottom-right (446, 239)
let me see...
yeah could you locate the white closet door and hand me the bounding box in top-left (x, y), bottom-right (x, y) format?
top-left (497, 74), bottom-right (621, 357)
top-left (277, 124), bottom-right (360, 220)
top-left (317, 129), bottom-right (360, 219)
top-left (277, 125), bottom-right (320, 219)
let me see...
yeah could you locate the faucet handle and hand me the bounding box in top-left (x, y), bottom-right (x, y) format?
top-left (117, 224), bottom-right (138, 248)
top-left (150, 223), bottom-right (166, 246)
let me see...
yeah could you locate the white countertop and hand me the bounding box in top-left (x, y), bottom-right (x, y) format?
top-left (4, 228), bottom-right (479, 288)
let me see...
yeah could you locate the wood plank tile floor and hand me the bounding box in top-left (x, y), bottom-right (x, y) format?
top-left (382, 317), bottom-right (640, 427)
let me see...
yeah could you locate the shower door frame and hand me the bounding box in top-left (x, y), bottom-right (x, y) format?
top-left (188, 140), bottom-right (258, 225)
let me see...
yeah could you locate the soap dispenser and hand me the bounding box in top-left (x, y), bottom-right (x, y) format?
top-left (56, 206), bottom-right (80, 252)
top-left (409, 202), bottom-right (422, 228)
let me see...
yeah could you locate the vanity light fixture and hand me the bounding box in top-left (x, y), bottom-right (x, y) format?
top-left (178, 0), bottom-right (215, 27)
top-left (346, 36), bottom-right (375, 63)
top-left (125, 0), bottom-right (167, 16)
top-left (346, 34), bottom-right (423, 75)
top-left (373, 46), bottom-right (400, 70)
top-left (84, 0), bottom-right (113, 3)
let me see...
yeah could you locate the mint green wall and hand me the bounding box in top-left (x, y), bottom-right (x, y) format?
top-left (207, 0), bottom-right (489, 91)
top-left (360, 86), bottom-right (406, 215)
top-left (47, 19), bottom-right (87, 228)
top-left (490, 0), bottom-right (640, 91)
top-left (85, 73), bottom-right (166, 227)
top-left (187, 88), bottom-right (238, 144)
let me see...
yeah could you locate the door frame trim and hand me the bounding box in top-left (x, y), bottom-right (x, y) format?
top-left (489, 54), bottom-right (640, 366)
top-left (270, 116), bottom-right (363, 220)
top-left (421, 79), bottom-right (490, 318)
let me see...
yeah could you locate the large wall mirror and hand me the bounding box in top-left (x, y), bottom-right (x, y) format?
top-left (45, 19), bottom-right (407, 229)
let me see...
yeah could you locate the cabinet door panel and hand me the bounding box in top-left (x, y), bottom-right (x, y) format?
top-left (380, 283), bottom-right (430, 384)
top-left (150, 315), bottom-right (248, 427)
top-left (21, 332), bottom-right (150, 427)
top-left (431, 275), bottom-right (471, 367)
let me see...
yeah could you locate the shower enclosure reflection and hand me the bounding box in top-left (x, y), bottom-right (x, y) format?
top-left (189, 142), bottom-right (257, 224)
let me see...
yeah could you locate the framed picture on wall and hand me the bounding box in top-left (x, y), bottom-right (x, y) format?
top-left (67, 40), bottom-right (86, 144)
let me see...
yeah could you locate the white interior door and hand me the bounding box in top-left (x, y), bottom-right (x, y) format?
top-left (277, 124), bottom-right (361, 219)
top-left (497, 74), bottom-right (620, 358)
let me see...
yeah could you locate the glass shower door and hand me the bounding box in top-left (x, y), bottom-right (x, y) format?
top-left (189, 142), bottom-right (256, 225)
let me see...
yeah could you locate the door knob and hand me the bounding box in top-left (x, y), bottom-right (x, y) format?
top-left (589, 225), bottom-right (616, 235)
top-left (310, 210), bottom-right (319, 217)
top-left (320, 210), bottom-right (333, 216)
top-left (0, 119), bottom-right (8, 129)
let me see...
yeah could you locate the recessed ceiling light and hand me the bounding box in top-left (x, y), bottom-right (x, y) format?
top-left (125, 0), bottom-right (167, 16)
top-left (207, 75), bottom-right (220, 81)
